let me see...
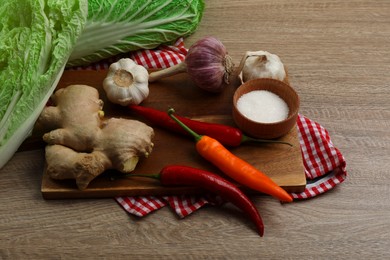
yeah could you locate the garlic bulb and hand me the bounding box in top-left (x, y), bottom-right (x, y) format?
top-left (103, 58), bottom-right (149, 106)
top-left (237, 51), bottom-right (287, 84)
top-left (148, 36), bottom-right (234, 93)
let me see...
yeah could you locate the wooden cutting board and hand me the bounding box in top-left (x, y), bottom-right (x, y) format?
top-left (27, 69), bottom-right (306, 199)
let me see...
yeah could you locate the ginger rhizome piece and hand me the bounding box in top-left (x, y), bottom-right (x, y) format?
top-left (36, 84), bottom-right (154, 189)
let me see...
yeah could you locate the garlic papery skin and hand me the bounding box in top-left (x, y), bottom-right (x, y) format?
top-left (148, 36), bottom-right (234, 93)
top-left (237, 51), bottom-right (287, 84)
top-left (185, 36), bottom-right (234, 93)
top-left (103, 58), bottom-right (149, 106)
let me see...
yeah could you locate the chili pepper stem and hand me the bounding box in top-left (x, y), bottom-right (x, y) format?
top-left (241, 135), bottom-right (293, 147)
top-left (168, 108), bottom-right (202, 142)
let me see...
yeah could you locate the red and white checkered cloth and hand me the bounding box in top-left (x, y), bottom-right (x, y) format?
top-left (70, 38), bottom-right (188, 71)
top-left (70, 38), bottom-right (347, 218)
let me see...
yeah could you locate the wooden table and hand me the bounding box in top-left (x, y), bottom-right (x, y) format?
top-left (1, 0), bottom-right (389, 258)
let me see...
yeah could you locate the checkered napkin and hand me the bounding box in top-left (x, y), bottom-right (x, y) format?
top-left (72, 38), bottom-right (347, 218)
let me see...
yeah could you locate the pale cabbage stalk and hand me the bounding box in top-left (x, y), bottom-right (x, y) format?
top-left (0, 0), bottom-right (204, 169)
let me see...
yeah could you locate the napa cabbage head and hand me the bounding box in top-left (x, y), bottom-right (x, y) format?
top-left (0, 0), bottom-right (87, 169)
top-left (0, 0), bottom-right (204, 169)
top-left (67, 0), bottom-right (204, 67)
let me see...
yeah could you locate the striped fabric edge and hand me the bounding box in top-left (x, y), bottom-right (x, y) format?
top-left (130, 38), bottom-right (187, 69)
top-left (67, 38), bottom-right (187, 71)
top-left (164, 195), bottom-right (210, 218)
top-left (290, 114), bottom-right (347, 199)
top-left (115, 196), bottom-right (167, 217)
top-left (291, 167), bottom-right (347, 199)
top-left (115, 195), bottom-right (210, 218)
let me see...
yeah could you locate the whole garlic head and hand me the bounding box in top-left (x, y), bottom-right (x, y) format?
top-left (103, 58), bottom-right (149, 106)
top-left (240, 51), bottom-right (287, 83)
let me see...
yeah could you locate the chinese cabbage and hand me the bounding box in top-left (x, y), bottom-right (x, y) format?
top-left (0, 0), bottom-right (205, 169)
top-left (68, 0), bottom-right (204, 67)
top-left (0, 0), bottom-right (87, 168)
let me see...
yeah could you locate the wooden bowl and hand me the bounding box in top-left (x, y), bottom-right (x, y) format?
top-left (232, 78), bottom-right (299, 139)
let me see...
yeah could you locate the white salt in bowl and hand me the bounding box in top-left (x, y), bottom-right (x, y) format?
top-left (232, 78), bottom-right (299, 139)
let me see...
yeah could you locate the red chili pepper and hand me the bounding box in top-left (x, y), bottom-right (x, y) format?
top-left (130, 165), bottom-right (264, 236)
top-left (128, 105), bottom-right (292, 147)
top-left (168, 108), bottom-right (293, 203)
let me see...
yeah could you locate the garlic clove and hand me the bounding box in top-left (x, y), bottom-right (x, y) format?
top-left (238, 51), bottom-right (288, 84)
top-left (103, 58), bottom-right (150, 106)
top-left (148, 36), bottom-right (234, 93)
top-left (133, 66), bottom-right (149, 83)
top-left (185, 36), bottom-right (234, 93)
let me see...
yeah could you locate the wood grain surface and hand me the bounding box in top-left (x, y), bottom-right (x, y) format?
top-left (1, 0), bottom-right (390, 259)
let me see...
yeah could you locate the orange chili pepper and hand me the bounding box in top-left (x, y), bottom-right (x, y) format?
top-left (168, 108), bottom-right (293, 203)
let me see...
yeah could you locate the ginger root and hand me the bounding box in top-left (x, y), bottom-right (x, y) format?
top-left (37, 84), bottom-right (154, 190)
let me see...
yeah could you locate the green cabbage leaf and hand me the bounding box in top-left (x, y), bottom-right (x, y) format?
top-left (0, 0), bottom-right (204, 169)
top-left (68, 0), bottom-right (204, 67)
top-left (0, 0), bottom-right (87, 168)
